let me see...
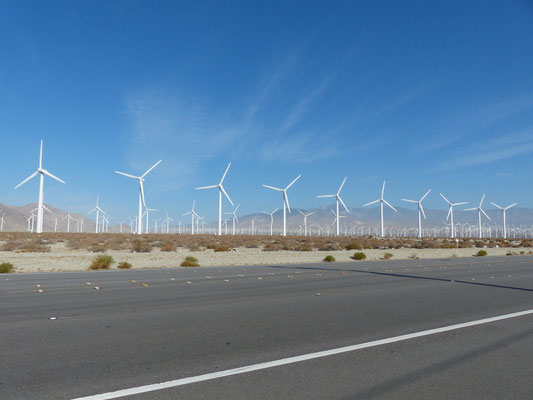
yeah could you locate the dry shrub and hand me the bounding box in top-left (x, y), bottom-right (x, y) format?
top-left (295, 242), bottom-right (313, 251)
top-left (180, 256), bottom-right (199, 267)
top-left (323, 255), bottom-right (336, 262)
top-left (161, 241), bottom-right (178, 252)
top-left (345, 241), bottom-right (363, 250)
top-left (214, 245), bottom-right (230, 252)
top-left (132, 239), bottom-right (152, 253)
top-left (1, 241), bottom-right (19, 251)
top-left (352, 252), bottom-right (366, 260)
top-left (117, 261), bottom-right (132, 269)
top-left (19, 240), bottom-right (51, 253)
top-left (89, 254), bottom-right (114, 270)
top-left (263, 242), bottom-right (282, 251)
top-left (0, 262), bottom-right (14, 273)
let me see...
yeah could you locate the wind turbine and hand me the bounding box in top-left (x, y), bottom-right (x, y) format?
top-left (15, 140), bottom-right (65, 233)
top-left (363, 181), bottom-right (397, 237)
top-left (196, 162), bottom-right (234, 236)
top-left (464, 194), bottom-right (490, 238)
top-left (162, 212), bottom-right (174, 234)
top-left (330, 209), bottom-right (346, 233)
top-left (298, 210), bottom-right (315, 236)
top-left (78, 218), bottom-right (84, 233)
top-left (143, 207), bottom-right (158, 234)
top-left (89, 196), bottom-right (105, 233)
top-left (401, 189), bottom-right (431, 238)
top-left (316, 177), bottom-right (350, 236)
top-left (115, 160), bottom-right (162, 235)
top-left (0, 211), bottom-right (5, 232)
top-left (183, 201), bottom-right (199, 234)
top-left (224, 204), bottom-right (240, 235)
top-left (440, 193), bottom-right (468, 238)
top-left (63, 213), bottom-right (76, 233)
top-left (490, 201), bottom-right (517, 239)
top-left (261, 208), bottom-right (279, 236)
top-left (263, 175), bottom-right (301, 236)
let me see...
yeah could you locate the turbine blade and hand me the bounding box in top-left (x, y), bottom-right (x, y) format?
top-left (363, 199), bottom-right (380, 207)
top-left (338, 196), bottom-right (349, 213)
top-left (420, 189), bottom-right (431, 201)
top-left (140, 180), bottom-right (146, 208)
top-left (115, 171), bottom-right (139, 179)
top-left (15, 171), bottom-right (38, 189)
top-left (272, 208), bottom-right (279, 214)
top-left (479, 193), bottom-right (485, 207)
top-left (381, 180), bottom-right (386, 198)
top-left (235, 204), bottom-right (240, 212)
top-left (141, 160), bottom-right (162, 178)
top-left (285, 174), bottom-right (301, 190)
top-left (337, 177), bottom-right (347, 194)
top-left (196, 185), bottom-right (218, 190)
top-left (453, 202), bottom-right (468, 206)
top-left (220, 185), bottom-right (234, 206)
top-left (463, 207), bottom-right (477, 211)
top-left (490, 202), bottom-right (503, 210)
top-left (39, 140), bottom-right (43, 169)
top-left (481, 208), bottom-right (491, 220)
top-left (262, 185), bottom-right (283, 191)
top-left (284, 191), bottom-right (291, 213)
top-left (439, 192), bottom-right (451, 205)
top-left (401, 199), bottom-right (417, 203)
top-left (316, 194), bottom-right (335, 198)
top-left (420, 203), bottom-right (426, 219)
top-left (42, 169), bottom-right (65, 184)
top-left (383, 199), bottom-right (397, 212)
top-left (298, 210), bottom-right (304, 216)
top-left (219, 162), bottom-right (231, 184)
top-left (505, 203), bottom-right (517, 210)
top-left (446, 206), bottom-right (452, 221)
top-left (42, 205), bottom-right (52, 213)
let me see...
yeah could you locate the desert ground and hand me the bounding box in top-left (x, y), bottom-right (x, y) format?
top-left (0, 232), bottom-right (532, 273)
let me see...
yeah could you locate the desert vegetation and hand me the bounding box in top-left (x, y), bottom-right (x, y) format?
top-left (0, 262), bottom-right (14, 273)
top-left (89, 254), bottom-right (114, 270)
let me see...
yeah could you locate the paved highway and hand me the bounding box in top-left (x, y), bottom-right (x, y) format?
top-left (1, 256), bottom-right (532, 399)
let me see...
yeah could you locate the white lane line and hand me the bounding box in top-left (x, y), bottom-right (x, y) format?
top-left (72, 309), bottom-right (533, 400)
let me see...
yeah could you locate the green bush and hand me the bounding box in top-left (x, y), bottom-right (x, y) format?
top-left (89, 254), bottom-right (114, 270)
top-left (383, 252), bottom-right (393, 260)
top-left (323, 255), bottom-right (336, 262)
top-left (352, 252), bottom-right (366, 261)
top-left (0, 262), bottom-right (14, 273)
top-left (180, 256), bottom-right (199, 267)
top-left (475, 250), bottom-right (488, 257)
top-left (117, 261), bottom-right (132, 269)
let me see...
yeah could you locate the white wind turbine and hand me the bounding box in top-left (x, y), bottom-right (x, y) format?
top-left (262, 208), bottom-right (279, 236)
top-left (143, 207), bottom-right (158, 234)
top-left (15, 140), bottom-right (65, 233)
top-left (363, 181), bottom-right (397, 237)
top-left (316, 177), bottom-right (350, 236)
top-left (183, 201), bottom-right (200, 234)
top-left (0, 211), bottom-right (5, 232)
top-left (330, 209), bottom-right (346, 233)
top-left (263, 175), bottom-right (301, 236)
top-left (78, 218), bottom-right (84, 233)
top-left (440, 193), bottom-right (468, 238)
top-left (464, 194), bottom-right (490, 238)
top-left (196, 163), bottom-right (234, 236)
top-left (89, 196), bottom-right (105, 233)
top-left (115, 160), bottom-right (162, 235)
top-left (224, 204), bottom-right (240, 235)
top-left (298, 210), bottom-right (315, 236)
top-left (490, 201), bottom-right (517, 239)
top-left (401, 189), bottom-right (431, 238)
top-left (63, 213), bottom-right (76, 233)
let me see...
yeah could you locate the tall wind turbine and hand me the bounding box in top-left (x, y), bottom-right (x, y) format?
top-left (89, 196), bottom-right (105, 233)
top-left (464, 194), bottom-right (490, 238)
top-left (490, 201), bottom-right (516, 239)
top-left (143, 207), bottom-right (158, 234)
top-left (15, 140), bottom-right (65, 233)
top-left (63, 213), bottom-right (76, 233)
top-left (0, 211), bottom-right (5, 232)
top-left (316, 177), bottom-right (350, 236)
top-left (363, 181), bottom-right (397, 237)
top-left (115, 160), bottom-right (162, 235)
top-left (440, 193), bottom-right (468, 238)
top-left (263, 175), bottom-right (301, 236)
top-left (183, 201), bottom-right (199, 234)
top-left (196, 163), bottom-right (234, 236)
top-left (298, 210), bottom-right (315, 236)
top-left (262, 208), bottom-right (278, 236)
top-left (401, 189), bottom-right (431, 238)
top-left (224, 204), bottom-right (240, 235)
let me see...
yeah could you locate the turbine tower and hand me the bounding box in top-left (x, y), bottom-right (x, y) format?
top-left (363, 181), bottom-right (397, 238)
top-left (440, 193), bottom-right (468, 238)
top-left (224, 204), bottom-right (240, 235)
top-left (316, 177), bottom-right (350, 236)
top-left (183, 201), bottom-right (199, 234)
top-left (15, 140), bottom-right (65, 233)
top-left (298, 210), bottom-right (315, 236)
top-left (261, 208), bottom-right (278, 236)
top-left (464, 194), bottom-right (490, 238)
top-left (401, 189), bottom-right (431, 238)
top-left (115, 160), bottom-right (162, 235)
top-left (196, 163), bottom-right (234, 236)
top-left (490, 201), bottom-right (516, 239)
top-left (89, 196), bottom-right (105, 233)
top-left (263, 175), bottom-right (301, 236)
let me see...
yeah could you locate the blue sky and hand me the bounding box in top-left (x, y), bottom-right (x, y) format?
top-left (1, 0), bottom-right (532, 223)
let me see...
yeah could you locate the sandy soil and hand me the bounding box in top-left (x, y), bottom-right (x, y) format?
top-left (0, 242), bottom-right (531, 273)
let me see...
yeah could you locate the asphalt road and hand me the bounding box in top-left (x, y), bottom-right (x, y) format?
top-left (1, 256), bottom-right (533, 399)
